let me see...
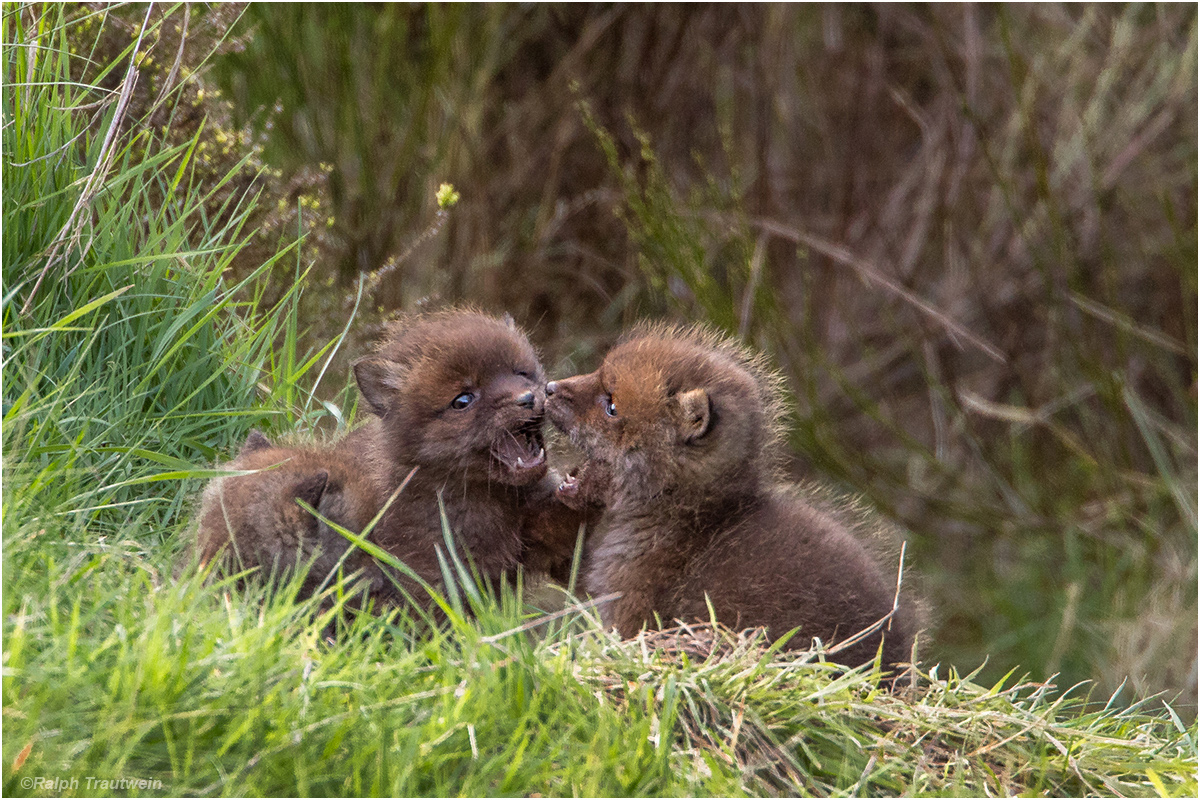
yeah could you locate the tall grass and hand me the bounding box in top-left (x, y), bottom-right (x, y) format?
top-left (1, 4), bottom-right (341, 536)
top-left (4, 541), bottom-right (1196, 797)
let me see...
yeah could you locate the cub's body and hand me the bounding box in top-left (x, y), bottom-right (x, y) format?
top-left (194, 310), bottom-right (585, 606)
top-left (547, 324), bottom-right (915, 669)
top-left (194, 431), bottom-right (385, 595)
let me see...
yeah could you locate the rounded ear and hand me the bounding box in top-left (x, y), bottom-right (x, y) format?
top-left (675, 388), bottom-right (712, 443)
top-left (239, 429), bottom-right (273, 456)
top-left (293, 471), bottom-right (329, 510)
top-left (353, 357), bottom-right (402, 417)
top-left (502, 312), bottom-right (518, 331)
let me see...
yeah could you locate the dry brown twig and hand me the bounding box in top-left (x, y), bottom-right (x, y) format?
top-left (147, 2), bottom-right (190, 117)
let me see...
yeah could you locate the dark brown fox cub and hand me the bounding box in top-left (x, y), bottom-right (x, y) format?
top-left (194, 431), bottom-right (386, 594)
top-left (546, 324), bottom-right (915, 670)
top-left (338, 309), bottom-right (584, 598)
top-left (195, 310), bottom-right (584, 606)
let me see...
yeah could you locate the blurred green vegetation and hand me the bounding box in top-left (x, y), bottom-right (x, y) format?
top-left (9, 2), bottom-right (1197, 717)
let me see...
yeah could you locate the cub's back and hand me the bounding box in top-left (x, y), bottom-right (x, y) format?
top-left (675, 491), bottom-right (912, 668)
top-left (195, 439), bottom-right (386, 594)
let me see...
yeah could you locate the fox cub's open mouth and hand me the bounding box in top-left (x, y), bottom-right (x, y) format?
top-left (492, 420), bottom-right (546, 479)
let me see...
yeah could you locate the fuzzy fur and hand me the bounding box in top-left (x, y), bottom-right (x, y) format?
top-left (194, 431), bottom-right (387, 596)
top-left (194, 309), bottom-right (587, 607)
top-left (546, 324), bottom-right (916, 670)
top-left (336, 308), bottom-right (585, 599)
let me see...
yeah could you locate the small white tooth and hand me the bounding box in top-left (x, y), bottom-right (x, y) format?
top-left (517, 457), bottom-right (526, 468)
top-left (537, 447), bottom-right (545, 459)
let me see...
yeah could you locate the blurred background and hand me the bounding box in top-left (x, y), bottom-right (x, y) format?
top-left (86, 3), bottom-right (1196, 712)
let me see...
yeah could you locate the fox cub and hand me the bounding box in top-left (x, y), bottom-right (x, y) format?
top-left (546, 323), bottom-right (916, 670)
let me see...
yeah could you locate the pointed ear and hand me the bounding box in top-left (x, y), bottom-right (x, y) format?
top-left (239, 429), bottom-right (273, 456)
top-left (502, 312), bottom-right (517, 330)
top-left (293, 471), bottom-right (329, 510)
top-left (353, 357), bottom-right (402, 417)
top-left (675, 388), bottom-right (712, 443)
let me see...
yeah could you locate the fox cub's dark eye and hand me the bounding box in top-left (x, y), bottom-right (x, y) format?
top-left (450, 392), bottom-right (476, 410)
top-left (604, 396), bottom-right (617, 417)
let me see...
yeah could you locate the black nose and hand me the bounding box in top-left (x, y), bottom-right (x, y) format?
top-left (545, 381), bottom-right (557, 396)
top-left (516, 390), bottom-right (536, 409)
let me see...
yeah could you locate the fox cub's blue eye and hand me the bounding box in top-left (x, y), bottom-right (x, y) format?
top-left (604, 397), bottom-right (617, 417)
top-left (450, 392), bottom-right (476, 410)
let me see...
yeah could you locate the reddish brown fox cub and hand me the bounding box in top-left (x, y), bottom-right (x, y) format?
top-left (545, 324), bottom-right (916, 671)
top-left (194, 430), bottom-right (386, 595)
